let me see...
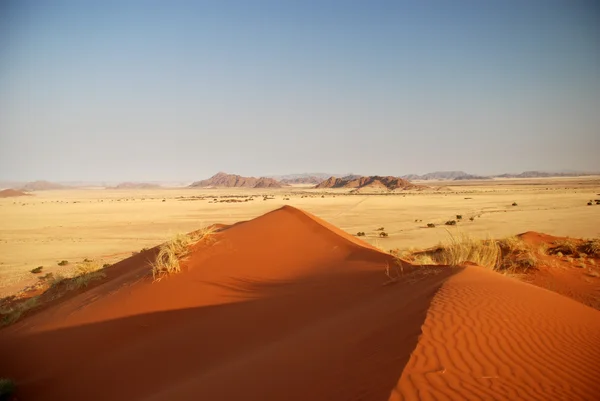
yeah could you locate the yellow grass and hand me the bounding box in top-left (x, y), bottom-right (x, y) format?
top-left (581, 239), bottom-right (600, 257)
top-left (70, 259), bottom-right (106, 289)
top-left (431, 231), bottom-right (501, 269)
top-left (412, 254), bottom-right (436, 266)
top-left (151, 226), bottom-right (216, 281)
top-left (395, 232), bottom-right (545, 273)
top-left (0, 296), bottom-right (39, 326)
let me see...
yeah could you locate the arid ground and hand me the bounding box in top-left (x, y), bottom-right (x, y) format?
top-left (1, 177), bottom-right (599, 297)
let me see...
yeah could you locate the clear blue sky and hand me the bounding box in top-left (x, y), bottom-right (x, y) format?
top-left (1, 0), bottom-right (599, 181)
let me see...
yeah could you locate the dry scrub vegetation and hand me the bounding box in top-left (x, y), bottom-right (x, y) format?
top-left (1, 225), bottom-right (219, 326)
top-left (151, 225), bottom-right (216, 281)
top-left (0, 259), bottom-right (107, 326)
top-left (389, 232), bottom-right (599, 275)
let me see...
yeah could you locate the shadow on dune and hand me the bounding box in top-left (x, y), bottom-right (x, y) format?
top-left (1, 266), bottom-right (462, 401)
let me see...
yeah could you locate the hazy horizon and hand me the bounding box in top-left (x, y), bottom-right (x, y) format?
top-left (1, 1), bottom-right (599, 182)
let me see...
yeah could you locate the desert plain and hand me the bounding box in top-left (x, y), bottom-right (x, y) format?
top-left (1, 176), bottom-right (599, 297)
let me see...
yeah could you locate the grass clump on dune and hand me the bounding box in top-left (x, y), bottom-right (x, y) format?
top-left (0, 296), bottom-right (39, 327)
top-left (429, 232), bottom-right (500, 269)
top-left (70, 259), bottom-right (106, 289)
top-left (580, 239), bottom-right (600, 257)
top-left (151, 226), bottom-right (216, 281)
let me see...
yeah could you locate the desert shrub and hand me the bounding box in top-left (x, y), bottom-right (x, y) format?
top-left (0, 378), bottom-right (16, 399)
top-left (456, 215), bottom-right (463, 220)
top-left (83, 258), bottom-right (91, 262)
top-left (427, 223), bottom-right (435, 228)
top-left (508, 250), bottom-right (537, 271)
top-left (356, 232), bottom-right (366, 237)
top-left (469, 217), bottom-right (475, 221)
top-left (445, 220), bottom-right (457, 226)
top-left (379, 232), bottom-right (389, 238)
top-left (587, 201), bottom-right (593, 206)
top-left (389, 248), bottom-right (414, 260)
top-left (497, 236), bottom-right (525, 253)
top-left (412, 254), bottom-right (436, 266)
top-left (57, 260), bottom-right (69, 266)
top-left (1, 297), bottom-right (39, 326)
top-left (431, 232), bottom-right (500, 269)
top-left (496, 237), bottom-right (538, 272)
top-left (31, 266), bottom-right (43, 274)
top-left (549, 239), bottom-right (579, 256)
top-left (376, 227), bottom-right (385, 231)
top-left (151, 227), bottom-right (215, 280)
top-left (580, 239), bottom-right (600, 257)
top-left (38, 272), bottom-right (54, 283)
top-left (70, 260), bottom-right (106, 289)
top-left (512, 202), bottom-right (518, 206)
top-left (151, 234), bottom-right (194, 279)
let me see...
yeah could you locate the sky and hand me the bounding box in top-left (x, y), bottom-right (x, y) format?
top-left (1, 0), bottom-right (599, 181)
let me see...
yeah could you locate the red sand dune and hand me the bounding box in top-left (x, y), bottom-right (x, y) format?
top-left (1, 207), bottom-right (599, 400)
top-left (0, 189), bottom-right (31, 198)
top-left (515, 231), bottom-right (600, 310)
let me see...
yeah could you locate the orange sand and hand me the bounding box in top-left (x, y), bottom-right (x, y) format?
top-left (1, 206), bottom-right (599, 400)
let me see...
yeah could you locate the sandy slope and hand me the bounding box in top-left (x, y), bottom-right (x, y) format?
top-left (393, 267), bottom-right (600, 400)
top-left (1, 206), bottom-right (599, 400)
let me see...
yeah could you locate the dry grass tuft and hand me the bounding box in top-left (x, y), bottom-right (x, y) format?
top-left (497, 236), bottom-right (526, 253)
top-left (497, 236), bottom-right (537, 272)
top-left (0, 296), bottom-right (39, 326)
top-left (396, 232), bottom-right (546, 274)
top-left (412, 253), bottom-right (436, 266)
top-left (549, 239), bottom-right (579, 256)
top-left (70, 259), bottom-right (106, 289)
top-left (383, 260), bottom-right (404, 285)
top-left (580, 239), bottom-right (600, 257)
top-left (430, 232), bottom-right (500, 269)
top-left (151, 226), bottom-right (216, 281)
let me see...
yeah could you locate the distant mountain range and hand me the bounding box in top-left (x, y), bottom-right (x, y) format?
top-left (108, 182), bottom-right (162, 189)
top-left (315, 176), bottom-right (422, 191)
top-left (280, 176), bottom-right (324, 185)
top-left (267, 173), bottom-right (353, 181)
top-left (401, 171), bottom-right (490, 181)
top-left (19, 180), bottom-right (69, 191)
top-left (400, 170), bottom-right (599, 181)
top-left (1, 170), bottom-right (597, 191)
top-left (189, 172), bottom-right (284, 189)
top-left (494, 171), bottom-right (598, 179)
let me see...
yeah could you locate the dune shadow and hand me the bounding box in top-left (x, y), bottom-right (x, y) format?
top-left (0, 265), bottom-right (462, 401)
